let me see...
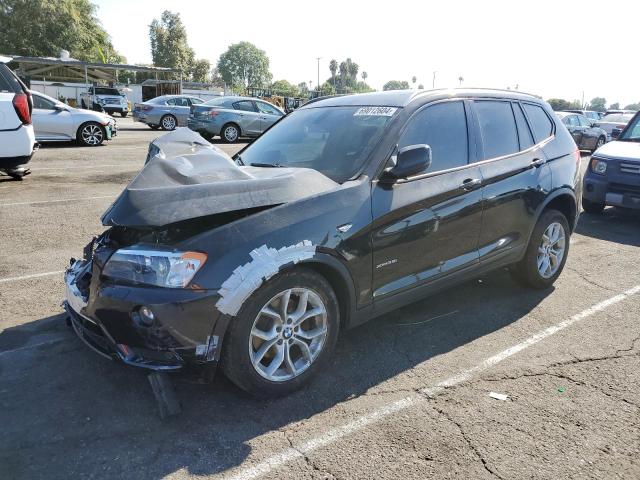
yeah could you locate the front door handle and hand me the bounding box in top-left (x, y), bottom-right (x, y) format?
top-left (461, 178), bottom-right (482, 191)
top-left (530, 158), bottom-right (545, 168)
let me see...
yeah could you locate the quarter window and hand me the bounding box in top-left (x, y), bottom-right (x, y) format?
top-left (256, 101), bottom-right (282, 116)
top-left (233, 100), bottom-right (257, 112)
top-left (399, 101), bottom-right (469, 172)
top-left (577, 115), bottom-right (591, 127)
top-left (475, 101), bottom-right (519, 159)
top-left (513, 103), bottom-right (534, 149)
top-left (522, 103), bottom-right (553, 142)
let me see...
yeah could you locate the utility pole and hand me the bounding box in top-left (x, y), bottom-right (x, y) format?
top-left (317, 57), bottom-right (321, 95)
top-left (432, 71), bottom-right (437, 89)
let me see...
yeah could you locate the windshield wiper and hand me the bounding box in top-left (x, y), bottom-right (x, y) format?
top-left (249, 163), bottom-right (284, 168)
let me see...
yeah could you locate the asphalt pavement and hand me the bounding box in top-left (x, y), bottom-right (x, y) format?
top-left (1, 118), bottom-right (639, 479)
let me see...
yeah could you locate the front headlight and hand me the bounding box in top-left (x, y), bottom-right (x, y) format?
top-left (591, 158), bottom-right (607, 175)
top-left (102, 247), bottom-right (207, 288)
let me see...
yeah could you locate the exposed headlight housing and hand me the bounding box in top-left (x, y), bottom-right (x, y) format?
top-left (102, 247), bottom-right (207, 288)
top-left (591, 158), bottom-right (607, 175)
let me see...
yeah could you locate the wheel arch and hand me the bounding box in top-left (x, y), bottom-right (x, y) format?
top-left (537, 188), bottom-right (578, 233)
top-left (76, 120), bottom-right (105, 143)
top-left (222, 120), bottom-right (242, 136)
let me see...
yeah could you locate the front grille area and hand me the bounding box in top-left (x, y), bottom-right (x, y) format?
top-left (620, 163), bottom-right (640, 175)
top-left (609, 182), bottom-right (640, 196)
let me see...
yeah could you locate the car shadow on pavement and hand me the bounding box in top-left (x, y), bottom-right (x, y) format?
top-left (0, 270), bottom-right (552, 479)
top-left (576, 207), bottom-right (640, 247)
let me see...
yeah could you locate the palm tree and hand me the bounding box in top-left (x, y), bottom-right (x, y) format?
top-left (458, 76), bottom-right (464, 86)
top-left (329, 59), bottom-right (338, 86)
top-left (346, 58), bottom-right (359, 83)
top-left (361, 71), bottom-right (368, 83)
top-left (412, 76), bottom-right (417, 86)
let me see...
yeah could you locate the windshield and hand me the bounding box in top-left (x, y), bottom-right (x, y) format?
top-left (94, 87), bottom-right (121, 96)
top-left (237, 106), bottom-right (396, 183)
top-left (600, 113), bottom-right (634, 123)
top-left (618, 114), bottom-right (640, 142)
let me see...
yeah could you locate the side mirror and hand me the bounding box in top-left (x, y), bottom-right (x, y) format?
top-left (54, 104), bottom-right (68, 112)
top-left (382, 144), bottom-right (432, 181)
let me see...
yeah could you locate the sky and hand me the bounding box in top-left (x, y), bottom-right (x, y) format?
top-left (94, 0), bottom-right (640, 107)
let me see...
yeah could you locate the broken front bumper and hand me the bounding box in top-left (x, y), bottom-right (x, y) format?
top-left (64, 259), bottom-right (224, 373)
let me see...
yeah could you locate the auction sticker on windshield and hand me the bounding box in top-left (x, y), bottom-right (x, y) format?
top-left (354, 106), bottom-right (398, 116)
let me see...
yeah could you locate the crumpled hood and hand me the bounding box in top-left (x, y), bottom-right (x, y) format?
top-left (101, 129), bottom-right (338, 227)
top-left (594, 140), bottom-right (640, 162)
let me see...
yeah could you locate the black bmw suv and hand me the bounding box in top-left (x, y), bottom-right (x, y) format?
top-left (65, 89), bottom-right (580, 396)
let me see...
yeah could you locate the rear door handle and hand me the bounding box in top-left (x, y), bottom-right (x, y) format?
top-left (530, 158), bottom-right (545, 168)
top-left (461, 178), bottom-right (482, 191)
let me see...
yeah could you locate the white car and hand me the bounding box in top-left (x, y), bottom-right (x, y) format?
top-left (0, 56), bottom-right (36, 180)
top-left (32, 91), bottom-right (117, 146)
top-left (80, 86), bottom-right (129, 117)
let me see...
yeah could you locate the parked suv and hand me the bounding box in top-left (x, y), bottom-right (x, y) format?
top-left (0, 56), bottom-right (36, 180)
top-left (582, 110), bottom-right (640, 213)
top-left (80, 86), bottom-right (129, 117)
top-left (64, 89), bottom-right (580, 397)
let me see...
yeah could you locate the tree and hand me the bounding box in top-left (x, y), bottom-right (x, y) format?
top-left (418, 84), bottom-right (424, 89)
top-left (361, 71), bottom-right (368, 82)
top-left (587, 97), bottom-right (607, 112)
top-left (190, 59), bottom-right (211, 83)
top-left (412, 76), bottom-right (417, 86)
top-left (383, 80), bottom-right (410, 91)
top-left (217, 41), bottom-right (272, 89)
top-left (271, 79), bottom-right (299, 97)
top-left (0, 0), bottom-right (124, 63)
top-left (624, 103), bottom-right (640, 111)
top-left (458, 76), bottom-right (464, 86)
top-left (346, 58), bottom-right (358, 80)
top-left (608, 102), bottom-right (620, 110)
top-left (547, 98), bottom-right (581, 111)
top-left (329, 59), bottom-right (338, 85)
top-left (149, 11), bottom-right (195, 74)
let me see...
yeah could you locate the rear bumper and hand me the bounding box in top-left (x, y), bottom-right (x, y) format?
top-left (0, 124), bottom-right (36, 159)
top-left (187, 118), bottom-right (221, 136)
top-left (0, 143), bottom-right (38, 169)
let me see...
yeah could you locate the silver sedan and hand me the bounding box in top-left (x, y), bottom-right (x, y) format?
top-left (188, 96), bottom-right (285, 143)
top-left (31, 91), bottom-right (117, 146)
top-left (132, 95), bottom-right (204, 130)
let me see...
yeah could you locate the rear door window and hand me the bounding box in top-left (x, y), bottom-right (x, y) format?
top-left (474, 100), bottom-right (519, 159)
top-left (513, 103), bottom-right (534, 149)
top-left (522, 103), bottom-right (554, 142)
top-left (0, 64), bottom-right (24, 93)
top-left (399, 100), bottom-right (469, 172)
top-left (577, 115), bottom-right (591, 127)
top-left (233, 100), bottom-right (257, 112)
top-left (33, 94), bottom-right (56, 109)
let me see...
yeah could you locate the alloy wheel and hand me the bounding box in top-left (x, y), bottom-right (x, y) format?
top-left (162, 116), bottom-right (176, 130)
top-left (81, 124), bottom-right (103, 145)
top-left (224, 125), bottom-right (238, 142)
top-left (537, 222), bottom-right (566, 279)
top-left (249, 288), bottom-right (328, 382)
top-left (596, 137), bottom-right (605, 149)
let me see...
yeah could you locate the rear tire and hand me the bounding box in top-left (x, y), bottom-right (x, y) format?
top-left (582, 197), bottom-right (605, 214)
top-left (221, 123), bottom-right (240, 143)
top-left (160, 114), bottom-right (177, 131)
top-left (222, 268), bottom-right (339, 397)
top-left (511, 209), bottom-right (570, 289)
top-left (592, 136), bottom-right (605, 152)
top-left (120, 111), bottom-right (128, 118)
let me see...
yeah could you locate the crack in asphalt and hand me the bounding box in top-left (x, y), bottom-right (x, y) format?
top-left (565, 266), bottom-right (616, 292)
top-left (430, 405), bottom-right (505, 480)
top-left (279, 430), bottom-right (339, 480)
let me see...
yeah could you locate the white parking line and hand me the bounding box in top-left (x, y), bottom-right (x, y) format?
top-left (0, 271), bottom-right (64, 284)
top-left (220, 284), bottom-right (640, 480)
top-left (33, 163), bottom-right (139, 171)
top-left (0, 195), bottom-right (114, 207)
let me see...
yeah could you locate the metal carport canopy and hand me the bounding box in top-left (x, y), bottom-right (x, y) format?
top-left (1, 55), bottom-right (179, 83)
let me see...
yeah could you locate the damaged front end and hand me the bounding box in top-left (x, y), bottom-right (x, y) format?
top-left (63, 129), bottom-right (342, 380)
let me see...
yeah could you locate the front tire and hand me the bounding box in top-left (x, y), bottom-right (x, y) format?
top-left (511, 209), bottom-right (570, 289)
top-left (76, 122), bottom-right (105, 146)
top-left (582, 197), bottom-right (605, 214)
top-left (160, 114), bottom-right (177, 131)
top-left (221, 268), bottom-right (340, 397)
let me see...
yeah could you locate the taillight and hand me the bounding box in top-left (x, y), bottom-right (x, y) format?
top-left (13, 93), bottom-right (31, 125)
top-left (573, 148), bottom-right (581, 166)
top-left (206, 110), bottom-right (219, 118)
